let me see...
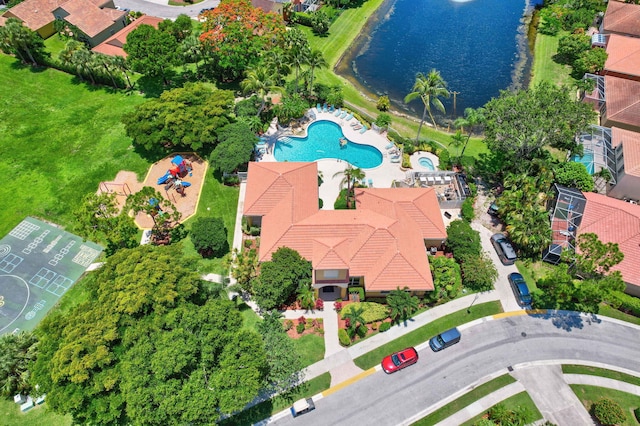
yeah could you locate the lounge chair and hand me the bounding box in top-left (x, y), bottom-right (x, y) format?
top-left (390, 158), bottom-right (400, 163)
top-left (385, 142), bottom-right (395, 150)
top-left (323, 103), bottom-right (328, 112)
top-left (345, 113), bottom-right (354, 121)
top-left (353, 124), bottom-right (363, 130)
top-left (334, 108), bottom-right (342, 117)
top-left (316, 103), bottom-right (321, 112)
top-left (350, 121), bottom-right (360, 127)
top-left (328, 105), bottom-right (335, 112)
top-left (340, 111), bottom-right (348, 119)
top-left (359, 125), bottom-right (368, 134)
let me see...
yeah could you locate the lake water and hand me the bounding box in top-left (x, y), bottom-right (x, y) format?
top-left (338, 0), bottom-right (539, 120)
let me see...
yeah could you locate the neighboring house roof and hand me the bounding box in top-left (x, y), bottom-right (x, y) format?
top-left (2, 0), bottom-right (124, 35)
top-left (57, 0), bottom-right (124, 37)
top-left (244, 162), bottom-right (446, 292)
top-left (604, 34), bottom-right (640, 79)
top-left (603, 0), bottom-right (640, 37)
top-left (92, 15), bottom-right (163, 57)
top-left (605, 75), bottom-right (640, 128)
top-left (251, 0), bottom-right (279, 13)
top-left (612, 127), bottom-right (640, 177)
top-left (580, 192), bottom-right (640, 288)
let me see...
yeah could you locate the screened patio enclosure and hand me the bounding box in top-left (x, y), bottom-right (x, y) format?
top-left (573, 125), bottom-right (617, 184)
top-left (543, 184), bottom-right (587, 265)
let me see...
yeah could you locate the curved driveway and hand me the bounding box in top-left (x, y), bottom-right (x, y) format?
top-left (271, 313), bottom-right (640, 426)
top-left (113, 0), bottom-right (219, 19)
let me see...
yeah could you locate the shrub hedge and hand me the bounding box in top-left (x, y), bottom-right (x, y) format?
top-left (341, 302), bottom-right (389, 323)
top-left (338, 329), bottom-right (351, 346)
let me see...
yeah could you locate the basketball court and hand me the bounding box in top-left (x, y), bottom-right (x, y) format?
top-left (0, 217), bottom-right (102, 336)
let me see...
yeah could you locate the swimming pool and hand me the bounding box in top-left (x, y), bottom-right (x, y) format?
top-left (418, 157), bottom-right (435, 171)
top-left (274, 121), bottom-right (383, 169)
top-left (572, 151), bottom-right (595, 175)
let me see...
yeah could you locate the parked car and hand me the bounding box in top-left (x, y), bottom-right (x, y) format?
top-left (429, 327), bottom-right (461, 352)
top-left (381, 347), bottom-right (419, 374)
top-left (508, 272), bottom-right (532, 307)
top-left (291, 398), bottom-right (315, 418)
top-left (487, 202), bottom-right (499, 216)
top-left (490, 233), bottom-right (517, 265)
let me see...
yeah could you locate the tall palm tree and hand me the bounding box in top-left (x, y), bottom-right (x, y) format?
top-left (453, 107), bottom-right (485, 164)
top-left (289, 45), bottom-right (310, 94)
top-left (59, 40), bottom-right (83, 78)
top-left (306, 49), bottom-right (327, 95)
top-left (5, 19), bottom-right (38, 64)
top-left (404, 69), bottom-right (450, 138)
top-left (73, 48), bottom-right (96, 85)
top-left (449, 130), bottom-right (466, 165)
top-left (333, 165), bottom-right (365, 209)
top-left (94, 53), bottom-right (119, 88)
top-left (111, 55), bottom-right (133, 89)
top-left (240, 66), bottom-right (281, 116)
top-left (181, 35), bottom-right (203, 74)
top-left (264, 48), bottom-right (291, 85)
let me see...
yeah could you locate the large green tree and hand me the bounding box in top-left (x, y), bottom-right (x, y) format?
top-left (122, 83), bottom-right (235, 153)
top-left (0, 331), bottom-right (38, 397)
top-left (461, 254), bottom-right (498, 292)
top-left (445, 220), bottom-right (481, 261)
top-left (404, 69), bottom-right (449, 136)
top-left (258, 311), bottom-right (303, 393)
top-left (190, 217), bottom-right (229, 258)
top-left (483, 82), bottom-right (595, 174)
top-left (561, 232), bottom-right (624, 279)
top-left (32, 245), bottom-right (268, 424)
top-left (252, 247), bottom-right (312, 310)
top-left (124, 24), bottom-right (179, 85)
top-left (209, 121), bottom-right (258, 174)
top-left (553, 161), bottom-right (594, 192)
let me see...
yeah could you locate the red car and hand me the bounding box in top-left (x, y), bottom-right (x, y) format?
top-left (381, 347), bottom-right (419, 374)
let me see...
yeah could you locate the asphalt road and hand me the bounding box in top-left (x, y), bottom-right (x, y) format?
top-left (114, 0), bottom-right (219, 19)
top-left (272, 314), bottom-right (640, 426)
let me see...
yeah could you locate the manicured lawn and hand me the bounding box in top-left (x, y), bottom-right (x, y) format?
top-left (0, 54), bottom-right (149, 237)
top-left (238, 301), bottom-right (262, 331)
top-left (219, 372), bottom-right (331, 426)
top-left (412, 374), bottom-right (516, 425)
top-left (0, 399), bottom-right (71, 426)
top-left (563, 365), bottom-right (640, 387)
top-left (598, 304), bottom-right (640, 326)
top-left (292, 333), bottom-right (326, 368)
top-left (570, 385), bottom-right (640, 426)
top-left (530, 30), bottom-right (574, 88)
top-left (459, 391), bottom-right (542, 426)
top-left (353, 301), bottom-right (503, 370)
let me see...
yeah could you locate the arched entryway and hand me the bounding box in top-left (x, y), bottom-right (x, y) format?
top-left (318, 285), bottom-right (341, 301)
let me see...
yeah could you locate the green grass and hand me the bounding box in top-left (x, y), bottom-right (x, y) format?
top-left (570, 385), bottom-right (640, 426)
top-left (353, 301), bottom-right (503, 370)
top-left (0, 398), bottom-right (71, 426)
top-left (530, 30), bottom-right (574, 88)
top-left (219, 372), bottom-right (331, 426)
top-left (412, 374), bottom-right (516, 425)
top-left (0, 54), bottom-right (149, 237)
top-left (598, 304), bottom-right (640, 326)
top-left (563, 365), bottom-right (640, 387)
top-left (238, 301), bottom-right (262, 331)
top-left (292, 333), bottom-right (326, 368)
top-left (459, 391), bottom-right (542, 426)
top-left (43, 35), bottom-right (69, 58)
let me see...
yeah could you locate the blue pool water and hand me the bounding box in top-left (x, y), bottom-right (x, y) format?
top-left (274, 121), bottom-right (383, 169)
top-left (572, 151), bottom-right (595, 174)
top-left (418, 157), bottom-right (435, 171)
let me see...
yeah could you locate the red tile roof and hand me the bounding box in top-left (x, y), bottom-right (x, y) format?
top-left (3, 0), bottom-right (65, 31)
top-left (605, 75), bottom-right (640, 129)
top-left (612, 127), bottom-right (640, 177)
top-left (580, 192), bottom-right (640, 287)
top-left (605, 34), bottom-right (640, 79)
top-left (244, 162), bottom-right (446, 292)
top-left (92, 15), bottom-right (163, 57)
top-left (603, 0), bottom-right (640, 37)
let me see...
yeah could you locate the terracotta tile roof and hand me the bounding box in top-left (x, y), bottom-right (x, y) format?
top-left (3, 0), bottom-right (65, 31)
top-left (57, 0), bottom-right (125, 37)
top-left (605, 34), bottom-right (640, 79)
top-left (612, 127), bottom-right (640, 177)
top-left (603, 0), bottom-right (640, 37)
top-left (580, 192), bottom-right (640, 287)
top-left (92, 15), bottom-right (163, 57)
top-left (245, 162), bottom-right (446, 292)
top-left (605, 75), bottom-right (640, 128)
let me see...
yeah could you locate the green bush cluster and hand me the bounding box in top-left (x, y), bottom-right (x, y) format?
top-left (348, 287), bottom-right (365, 301)
top-left (379, 322), bottom-right (391, 332)
top-left (608, 292), bottom-right (640, 317)
top-left (341, 302), bottom-right (389, 323)
top-left (593, 398), bottom-right (626, 425)
top-left (338, 329), bottom-right (351, 346)
top-left (461, 198), bottom-right (475, 222)
top-left (357, 325), bottom-right (367, 339)
top-left (296, 322), bottom-right (305, 334)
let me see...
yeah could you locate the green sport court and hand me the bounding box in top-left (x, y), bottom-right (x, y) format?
top-left (0, 217), bottom-right (102, 336)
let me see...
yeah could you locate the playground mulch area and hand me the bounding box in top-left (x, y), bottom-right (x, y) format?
top-left (98, 153), bottom-right (208, 229)
top-left (0, 217), bottom-right (102, 336)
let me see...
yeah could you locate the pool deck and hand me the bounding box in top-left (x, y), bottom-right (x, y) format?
top-left (258, 109), bottom-right (408, 209)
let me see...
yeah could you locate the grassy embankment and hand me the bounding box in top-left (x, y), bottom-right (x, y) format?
top-left (300, 4), bottom-right (487, 158)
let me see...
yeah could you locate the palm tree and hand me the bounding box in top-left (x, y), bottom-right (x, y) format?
top-left (73, 48), bottom-right (96, 85)
top-left (59, 40), bottom-right (84, 79)
top-left (342, 304), bottom-right (366, 339)
top-left (290, 45), bottom-right (310, 94)
top-left (386, 286), bottom-right (419, 324)
top-left (297, 283), bottom-right (316, 310)
top-left (264, 48), bottom-right (291, 85)
top-left (449, 130), bottom-right (466, 165)
top-left (181, 35), bottom-right (203, 74)
top-left (306, 49), bottom-right (327, 95)
top-left (333, 165), bottom-right (365, 209)
top-left (111, 55), bottom-right (133, 89)
top-left (94, 53), bottom-right (119, 88)
top-left (240, 66), bottom-right (280, 116)
top-left (453, 107), bottom-right (485, 164)
top-left (404, 69), bottom-right (450, 138)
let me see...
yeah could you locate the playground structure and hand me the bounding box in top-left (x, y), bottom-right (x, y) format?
top-left (157, 155), bottom-right (194, 198)
top-left (96, 153), bottom-right (207, 230)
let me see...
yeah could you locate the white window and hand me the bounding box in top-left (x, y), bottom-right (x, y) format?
top-left (323, 270), bottom-right (339, 279)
